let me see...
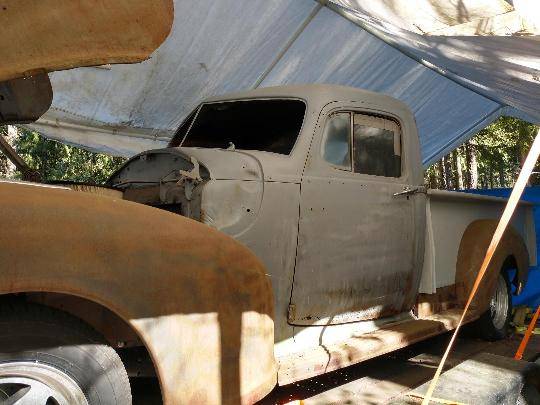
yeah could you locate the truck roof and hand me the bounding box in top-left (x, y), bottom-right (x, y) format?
top-left (203, 84), bottom-right (413, 115)
top-left (186, 83), bottom-right (420, 184)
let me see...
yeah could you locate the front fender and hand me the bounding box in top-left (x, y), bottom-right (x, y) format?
top-left (0, 181), bottom-right (276, 405)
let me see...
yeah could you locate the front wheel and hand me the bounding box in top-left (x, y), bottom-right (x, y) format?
top-left (475, 272), bottom-right (512, 340)
top-left (0, 301), bottom-right (132, 404)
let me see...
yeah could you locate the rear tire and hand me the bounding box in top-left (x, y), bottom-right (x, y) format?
top-left (0, 300), bottom-right (131, 404)
top-left (475, 272), bottom-right (512, 340)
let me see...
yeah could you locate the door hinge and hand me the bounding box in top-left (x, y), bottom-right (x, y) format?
top-left (287, 304), bottom-right (296, 323)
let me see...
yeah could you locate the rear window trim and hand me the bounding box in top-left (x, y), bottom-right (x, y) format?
top-left (178, 97), bottom-right (307, 156)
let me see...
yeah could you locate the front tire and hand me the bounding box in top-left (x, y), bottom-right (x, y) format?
top-left (0, 301), bottom-right (132, 404)
top-left (475, 272), bottom-right (512, 340)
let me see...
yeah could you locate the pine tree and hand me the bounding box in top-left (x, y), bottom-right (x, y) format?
top-left (426, 117), bottom-right (538, 190)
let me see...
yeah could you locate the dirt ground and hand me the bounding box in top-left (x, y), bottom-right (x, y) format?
top-left (131, 332), bottom-right (540, 404)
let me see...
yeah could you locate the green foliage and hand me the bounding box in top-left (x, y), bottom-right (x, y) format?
top-left (1, 126), bottom-right (125, 184)
top-left (473, 117), bottom-right (537, 188)
top-left (426, 117), bottom-right (539, 190)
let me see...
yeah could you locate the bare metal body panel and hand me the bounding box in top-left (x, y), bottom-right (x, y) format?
top-left (290, 98), bottom-right (426, 326)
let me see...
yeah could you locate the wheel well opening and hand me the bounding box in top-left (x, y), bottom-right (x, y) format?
top-left (502, 255), bottom-right (518, 272)
top-left (0, 292), bottom-right (163, 401)
top-left (502, 255), bottom-right (520, 292)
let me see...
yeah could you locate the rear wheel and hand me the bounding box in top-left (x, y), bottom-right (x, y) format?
top-left (475, 272), bottom-right (512, 340)
top-left (0, 301), bottom-right (131, 404)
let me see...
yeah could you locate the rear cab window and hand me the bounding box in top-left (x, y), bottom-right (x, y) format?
top-left (173, 99), bottom-right (306, 155)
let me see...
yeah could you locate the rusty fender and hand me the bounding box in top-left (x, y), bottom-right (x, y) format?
top-left (0, 182), bottom-right (276, 405)
top-left (0, 0), bottom-right (173, 82)
top-left (455, 219), bottom-right (529, 312)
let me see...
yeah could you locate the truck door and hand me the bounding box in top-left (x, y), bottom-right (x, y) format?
top-left (289, 108), bottom-right (426, 325)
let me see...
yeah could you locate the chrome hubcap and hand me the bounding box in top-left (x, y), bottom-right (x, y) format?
top-left (0, 362), bottom-right (88, 405)
top-left (490, 274), bottom-right (509, 330)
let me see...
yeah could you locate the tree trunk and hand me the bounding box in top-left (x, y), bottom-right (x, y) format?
top-left (443, 155), bottom-right (454, 189)
top-left (452, 149), bottom-right (464, 190)
top-left (441, 156), bottom-right (451, 190)
top-left (498, 158), bottom-right (505, 188)
top-left (435, 161), bottom-right (445, 189)
top-left (463, 143), bottom-right (471, 188)
top-left (465, 141), bottom-right (478, 189)
top-left (517, 124), bottom-right (533, 186)
top-left (426, 168), bottom-right (437, 189)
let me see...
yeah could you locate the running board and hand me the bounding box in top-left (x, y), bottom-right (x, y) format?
top-left (277, 308), bottom-right (479, 385)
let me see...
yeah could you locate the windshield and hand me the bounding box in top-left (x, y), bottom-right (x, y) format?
top-left (179, 99), bottom-right (306, 155)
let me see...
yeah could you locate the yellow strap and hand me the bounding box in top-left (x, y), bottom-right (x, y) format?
top-left (422, 129), bottom-right (540, 405)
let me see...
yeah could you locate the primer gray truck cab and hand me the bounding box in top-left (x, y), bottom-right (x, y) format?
top-left (108, 84), bottom-right (535, 385)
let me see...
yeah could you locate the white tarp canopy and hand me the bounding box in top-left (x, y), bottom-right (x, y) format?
top-left (28, 0), bottom-right (540, 166)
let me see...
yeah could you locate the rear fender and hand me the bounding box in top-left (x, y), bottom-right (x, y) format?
top-left (456, 219), bottom-right (529, 313)
top-left (0, 181), bottom-right (276, 405)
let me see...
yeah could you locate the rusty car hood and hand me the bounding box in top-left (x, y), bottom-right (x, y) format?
top-left (1, 0), bottom-right (173, 125)
top-left (0, 1), bottom-right (173, 83)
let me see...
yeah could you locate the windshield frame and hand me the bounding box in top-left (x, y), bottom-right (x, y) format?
top-left (177, 97), bottom-right (307, 156)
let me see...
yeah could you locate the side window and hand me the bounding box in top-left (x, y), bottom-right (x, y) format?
top-left (321, 112), bottom-right (351, 170)
top-left (352, 114), bottom-right (401, 177)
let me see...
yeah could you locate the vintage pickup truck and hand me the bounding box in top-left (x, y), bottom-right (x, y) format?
top-left (0, 85), bottom-right (536, 405)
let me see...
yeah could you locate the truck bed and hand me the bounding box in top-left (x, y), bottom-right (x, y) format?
top-left (419, 189), bottom-right (537, 294)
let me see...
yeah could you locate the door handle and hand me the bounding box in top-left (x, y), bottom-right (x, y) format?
top-left (393, 186), bottom-right (426, 197)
